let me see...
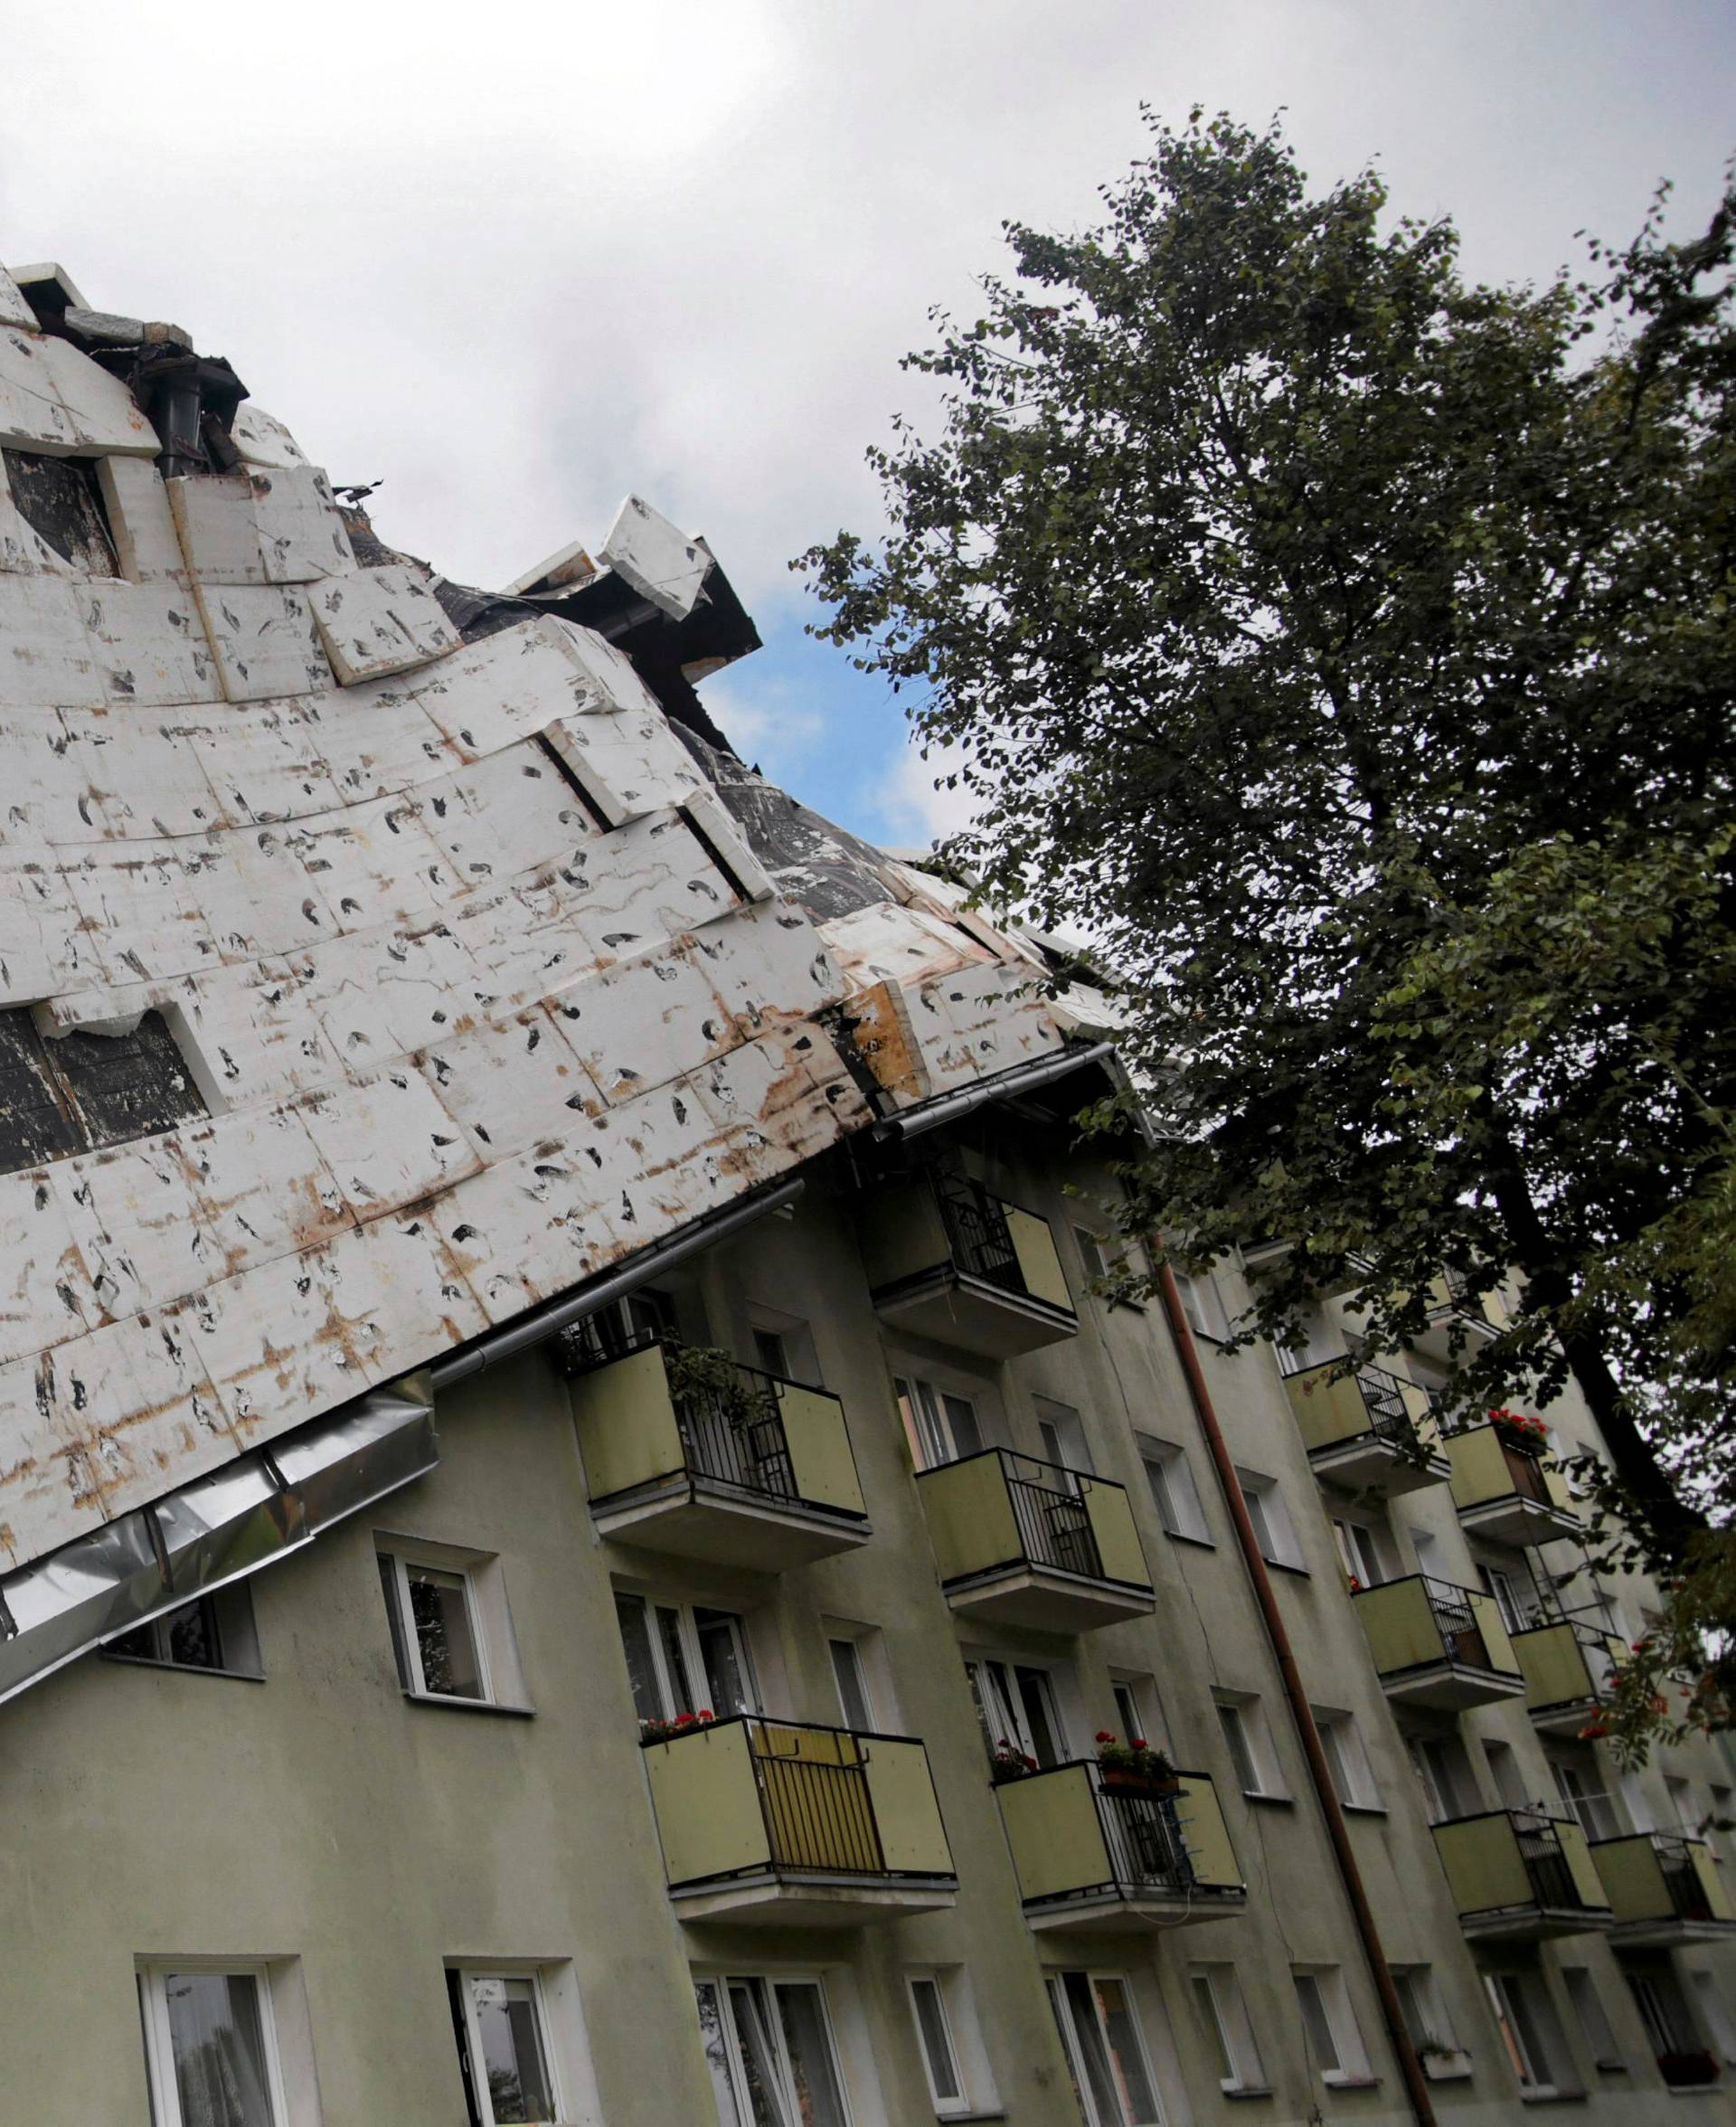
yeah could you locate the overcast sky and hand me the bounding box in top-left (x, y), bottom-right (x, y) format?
top-left (3, 1), bottom-right (1731, 845)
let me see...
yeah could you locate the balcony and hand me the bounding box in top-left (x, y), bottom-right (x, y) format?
top-left (1432, 1808), bottom-right (1615, 1940)
top-left (1509, 1617), bottom-right (1628, 1735)
top-left (569, 1336), bottom-right (869, 1569)
top-left (915, 1449), bottom-right (1154, 1631)
top-left (1407, 1268), bottom-right (1508, 1366)
top-left (859, 1172), bottom-right (1077, 1357)
top-left (1352, 1574), bottom-right (1527, 1710)
top-left (639, 1715), bottom-right (957, 1925)
top-left (1442, 1421), bottom-right (1580, 1546)
top-left (995, 1761), bottom-right (1246, 1933)
top-left (1281, 1360), bottom-right (1450, 1498)
top-left (1590, 1831), bottom-right (1736, 1946)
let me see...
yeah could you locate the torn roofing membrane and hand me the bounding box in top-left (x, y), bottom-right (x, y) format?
top-left (0, 262), bottom-right (1107, 1695)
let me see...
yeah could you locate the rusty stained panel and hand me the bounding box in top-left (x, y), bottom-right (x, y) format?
top-left (0, 254), bottom-right (1071, 1581)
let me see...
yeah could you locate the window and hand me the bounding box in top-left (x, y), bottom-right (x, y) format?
top-left (1036, 1397), bottom-right (1093, 1475)
top-left (1484, 1971), bottom-right (1571, 2095)
top-left (1664, 1772), bottom-right (1697, 1836)
top-left (1708, 1783), bottom-right (1735, 1866)
top-left (137, 1966), bottom-right (288, 2127)
top-left (967, 1655), bottom-right (1066, 1769)
top-left (1392, 1966), bottom-right (1467, 2079)
top-left (1214, 1693), bottom-right (1283, 1798)
top-left (749, 1305), bottom-right (822, 1387)
top-left (1477, 1563), bottom-right (1541, 1636)
top-left (1047, 1971), bottom-right (1162, 2126)
top-left (1292, 1967), bottom-right (1372, 2085)
top-left (615, 1593), bottom-right (756, 1727)
top-left (1074, 1227), bottom-right (1111, 1283)
top-left (1235, 1470), bottom-right (1305, 1571)
top-left (1330, 1517), bottom-right (1387, 1589)
top-left (1189, 1964), bottom-right (1266, 2093)
top-left (1173, 1268), bottom-right (1232, 1343)
top-left (907, 1973), bottom-right (967, 2114)
top-left (1111, 1675), bottom-right (1165, 1755)
top-left (829, 1636), bottom-right (875, 1732)
top-left (1561, 1966), bottom-right (1624, 2072)
top-left (566, 1285), bottom-right (676, 1366)
top-left (108, 1584), bottom-right (262, 1678)
top-left (380, 1555), bottom-right (487, 1700)
top-left (1690, 1969), bottom-right (1736, 2067)
top-left (695, 1975), bottom-right (850, 2127)
top-left (1551, 1759), bottom-right (1623, 1842)
top-left (449, 1970), bottom-right (560, 2126)
top-left (1406, 1734), bottom-right (1472, 1823)
top-left (1625, 1968), bottom-right (1696, 2060)
top-left (1312, 1707), bottom-right (1381, 1810)
top-left (895, 1375), bottom-right (984, 1470)
top-left (1137, 1435), bottom-right (1212, 1545)
top-left (1483, 1739), bottom-right (1531, 1812)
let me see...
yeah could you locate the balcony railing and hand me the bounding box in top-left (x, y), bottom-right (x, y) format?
top-left (860, 1170), bottom-right (1077, 1357)
top-left (1281, 1358), bottom-right (1448, 1494)
top-left (1589, 1830), bottom-right (1736, 1942)
top-left (1440, 1420), bottom-right (1579, 1545)
top-left (638, 1715), bottom-right (957, 1924)
top-left (995, 1760), bottom-right (1245, 1929)
top-left (1351, 1574), bottom-right (1524, 1708)
top-left (916, 1449), bottom-right (1153, 1630)
top-left (1510, 1615), bottom-right (1626, 1731)
top-left (1432, 1807), bottom-right (1615, 1938)
top-left (567, 1333), bottom-right (867, 1567)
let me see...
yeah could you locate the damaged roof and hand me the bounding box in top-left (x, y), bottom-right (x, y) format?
top-left (0, 265), bottom-right (1108, 1694)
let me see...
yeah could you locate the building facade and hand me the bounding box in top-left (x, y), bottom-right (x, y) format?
top-left (0, 260), bottom-right (1730, 2127)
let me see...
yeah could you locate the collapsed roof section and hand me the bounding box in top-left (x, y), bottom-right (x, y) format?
top-left (0, 263), bottom-right (1111, 1697)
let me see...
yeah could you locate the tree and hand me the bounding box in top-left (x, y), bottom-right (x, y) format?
top-left (799, 111), bottom-right (1736, 1754)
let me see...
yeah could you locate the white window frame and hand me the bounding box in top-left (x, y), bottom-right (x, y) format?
top-left (1214, 1691), bottom-right (1284, 1799)
top-left (453, 1966), bottom-right (564, 2127)
top-left (1330, 1515), bottom-right (1387, 1589)
top-left (1561, 1965), bottom-right (1624, 2074)
top-left (905, 1971), bottom-right (969, 2117)
top-left (894, 1375), bottom-right (985, 1470)
top-left (1312, 1706), bottom-right (1381, 1810)
top-left (380, 1549), bottom-right (493, 1704)
top-left (1046, 1969), bottom-right (1164, 2126)
top-left (137, 1962), bottom-right (290, 2127)
top-left (1174, 1267), bottom-right (1233, 1343)
top-left (1189, 1962), bottom-right (1267, 2093)
top-left (1110, 1673), bottom-right (1165, 1755)
top-left (1292, 1965), bottom-right (1373, 2086)
top-left (694, 1972), bottom-right (853, 2127)
top-left (1484, 1971), bottom-right (1570, 2097)
top-left (614, 1590), bottom-right (759, 1726)
top-left (1392, 1965), bottom-right (1470, 2080)
top-left (1234, 1469), bottom-right (1306, 1572)
top-left (1035, 1397), bottom-right (1094, 1476)
top-left (1137, 1435), bottom-right (1212, 1545)
top-left (967, 1654), bottom-right (1068, 1769)
top-left (748, 1303), bottom-right (822, 1388)
top-left (829, 1634), bottom-right (876, 1734)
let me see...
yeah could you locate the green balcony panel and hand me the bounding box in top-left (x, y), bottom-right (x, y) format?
top-left (1590, 1832), bottom-right (1736, 1945)
top-left (1282, 1360), bottom-right (1450, 1498)
top-left (571, 1338), bottom-right (869, 1569)
top-left (1444, 1423), bottom-right (1580, 1546)
top-left (1432, 1809), bottom-right (1615, 1941)
top-left (916, 1450), bottom-right (1154, 1631)
top-left (862, 1173), bottom-right (1078, 1357)
top-left (1510, 1620), bottom-right (1627, 1735)
top-left (1352, 1575), bottom-right (1525, 1710)
top-left (996, 1761), bottom-right (1246, 1933)
top-left (642, 1716), bottom-right (956, 1927)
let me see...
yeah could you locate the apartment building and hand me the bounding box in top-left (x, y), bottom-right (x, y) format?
top-left (0, 260), bottom-right (1730, 2126)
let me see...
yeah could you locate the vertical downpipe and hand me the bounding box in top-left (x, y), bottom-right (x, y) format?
top-left (1156, 1263), bottom-right (1438, 2127)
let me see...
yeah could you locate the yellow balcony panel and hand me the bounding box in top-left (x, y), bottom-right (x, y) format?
top-left (642, 1716), bottom-right (957, 1927)
top-left (916, 1451), bottom-right (1154, 1631)
top-left (1432, 1809), bottom-right (1615, 1942)
top-left (1282, 1360), bottom-right (1450, 1498)
top-left (1443, 1422), bottom-right (1580, 1546)
top-left (1590, 1832), bottom-right (1736, 1946)
top-left (995, 1762), bottom-right (1246, 1934)
top-left (571, 1338), bottom-right (870, 1570)
top-left (1510, 1619), bottom-right (1627, 1736)
top-left (1354, 1575), bottom-right (1527, 1711)
top-left (861, 1174), bottom-right (1077, 1358)
top-left (1408, 1269), bottom-right (1507, 1365)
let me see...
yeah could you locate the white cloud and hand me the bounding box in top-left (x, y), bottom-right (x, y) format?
top-left (875, 741), bottom-right (983, 851)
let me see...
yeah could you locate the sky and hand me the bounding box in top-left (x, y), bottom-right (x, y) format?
top-left (2, 0), bottom-right (1732, 847)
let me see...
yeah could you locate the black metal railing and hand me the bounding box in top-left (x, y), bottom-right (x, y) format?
top-left (1418, 1574), bottom-right (1499, 1670)
top-left (1653, 1833), bottom-right (1720, 1923)
top-left (933, 1172), bottom-right (1025, 1293)
top-left (1511, 1810), bottom-right (1590, 1910)
top-left (1095, 1773), bottom-right (1194, 1895)
top-left (999, 1450), bottom-right (1106, 1580)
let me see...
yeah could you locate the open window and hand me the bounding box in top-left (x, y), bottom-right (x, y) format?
top-left (1189, 1962), bottom-right (1268, 2093)
top-left (1047, 1971), bottom-right (1163, 2126)
top-left (376, 1538), bottom-right (527, 1711)
top-left (1311, 1706), bottom-right (1382, 1811)
top-left (448, 1969), bottom-right (562, 2127)
top-left (694, 1975), bottom-right (851, 2127)
top-left (1234, 1468), bottom-right (1307, 1571)
top-left (1484, 1970), bottom-right (1575, 2098)
top-left (1136, 1434), bottom-right (1212, 1546)
top-left (1213, 1690), bottom-right (1286, 1799)
top-left (1292, 1966), bottom-right (1373, 2086)
top-left (894, 1375), bottom-right (985, 1470)
top-left (614, 1590), bottom-right (758, 1729)
top-left (966, 1654), bottom-right (1067, 1771)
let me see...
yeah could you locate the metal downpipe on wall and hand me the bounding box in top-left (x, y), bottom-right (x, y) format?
top-left (1156, 1262), bottom-right (1439, 2127)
